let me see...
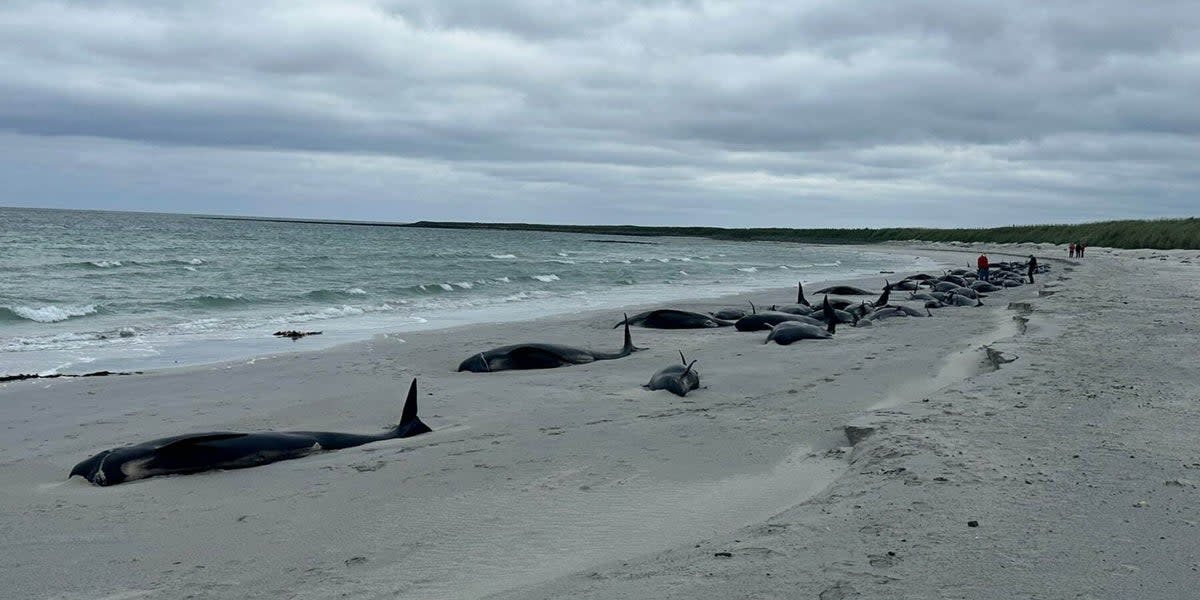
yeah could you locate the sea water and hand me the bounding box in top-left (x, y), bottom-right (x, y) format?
top-left (0, 207), bottom-right (937, 374)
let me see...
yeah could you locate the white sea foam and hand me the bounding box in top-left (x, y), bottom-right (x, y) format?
top-left (5, 304), bottom-right (99, 323)
top-left (187, 258), bottom-right (204, 265)
top-left (438, 283), bottom-right (455, 291)
top-left (454, 282), bottom-right (474, 289)
top-left (494, 277), bottom-right (511, 283)
top-left (737, 267), bottom-right (759, 273)
top-left (345, 288), bottom-right (368, 295)
top-left (532, 274), bottom-right (560, 282)
top-left (90, 260), bottom-right (122, 268)
top-left (183, 266), bottom-right (198, 272)
top-left (489, 254), bottom-right (517, 259)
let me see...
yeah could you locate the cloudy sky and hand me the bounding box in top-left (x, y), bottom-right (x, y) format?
top-left (1, 1), bottom-right (1197, 227)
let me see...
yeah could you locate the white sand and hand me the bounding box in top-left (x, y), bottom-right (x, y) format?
top-left (2, 244), bottom-right (1196, 599)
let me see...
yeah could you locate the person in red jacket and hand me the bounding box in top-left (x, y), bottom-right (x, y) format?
top-left (977, 253), bottom-right (990, 282)
top-left (1069, 242), bottom-right (1076, 258)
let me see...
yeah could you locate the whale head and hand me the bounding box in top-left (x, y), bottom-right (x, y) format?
top-left (457, 352), bottom-right (491, 373)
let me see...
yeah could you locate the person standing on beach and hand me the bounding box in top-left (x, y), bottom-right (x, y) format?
top-left (977, 253), bottom-right (990, 282)
top-left (1028, 255), bottom-right (1038, 283)
top-left (1069, 242), bottom-right (1076, 258)
top-left (1078, 243), bottom-right (1085, 258)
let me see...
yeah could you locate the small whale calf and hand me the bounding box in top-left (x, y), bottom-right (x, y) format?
top-left (459, 316), bottom-right (639, 372)
top-left (645, 351), bottom-right (700, 397)
top-left (70, 380), bottom-right (432, 486)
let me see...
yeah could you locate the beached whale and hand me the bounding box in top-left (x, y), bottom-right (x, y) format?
top-left (645, 352), bottom-right (700, 397)
top-left (70, 380), bottom-right (432, 486)
top-left (813, 285), bottom-right (876, 296)
top-left (735, 310), bottom-right (823, 332)
top-left (459, 316), bottom-right (639, 372)
top-left (619, 309), bottom-right (733, 329)
top-left (765, 320), bottom-right (833, 345)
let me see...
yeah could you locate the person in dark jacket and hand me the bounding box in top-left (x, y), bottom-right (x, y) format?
top-left (1028, 255), bottom-right (1038, 283)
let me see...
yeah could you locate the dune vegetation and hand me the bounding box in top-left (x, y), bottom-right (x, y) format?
top-left (406, 218), bottom-right (1200, 250)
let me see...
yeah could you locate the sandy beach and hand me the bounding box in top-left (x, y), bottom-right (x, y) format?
top-left (3, 243), bottom-right (1198, 600)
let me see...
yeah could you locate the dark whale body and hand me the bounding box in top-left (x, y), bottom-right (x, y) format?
top-left (765, 321), bottom-right (833, 345)
top-left (459, 317), bottom-right (638, 372)
top-left (813, 285), bottom-right (876, 296)
top-left (735, 312), bottom-right (822, 332)
top-left (645, 352), bottom-right (700, 397)
top-left (70, 380), bottom-right (432, 486)
top-left (620, 309), bottom-right (733, 329)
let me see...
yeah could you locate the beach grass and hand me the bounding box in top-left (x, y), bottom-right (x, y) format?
top-left (404, 218), bottom-right (1200, 250)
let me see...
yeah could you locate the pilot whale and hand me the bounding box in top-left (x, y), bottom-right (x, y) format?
top-left (70, 379), bottom-right (432, 486)
top-left (459, 316), bottom-right (639, 372)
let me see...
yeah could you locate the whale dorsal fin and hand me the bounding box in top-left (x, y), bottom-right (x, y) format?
top-left (396, 378), bottom-right (432, 437)
top-left (401, 379), bottom-right (420, 426)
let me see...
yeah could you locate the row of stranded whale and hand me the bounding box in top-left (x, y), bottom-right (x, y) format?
top-left (69, 260), bottom-right (1047, 486)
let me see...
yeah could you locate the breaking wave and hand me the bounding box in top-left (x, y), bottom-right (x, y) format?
top-left (0, 304), bottom-right (100, 323)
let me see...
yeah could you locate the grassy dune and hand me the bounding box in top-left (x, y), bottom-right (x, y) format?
top-left (407, 218), bottom-right (1200, 250)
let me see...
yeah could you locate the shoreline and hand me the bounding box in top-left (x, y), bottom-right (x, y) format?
top-left (1, 243), bottom-right (946, 378)
top-left (4, 243), bottom-right (1172, 600)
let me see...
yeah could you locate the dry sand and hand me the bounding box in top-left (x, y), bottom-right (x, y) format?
top-left (2, 244), bottom-right (1197, 599)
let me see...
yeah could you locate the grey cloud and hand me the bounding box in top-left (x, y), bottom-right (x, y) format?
top-left (0, 0), bottom-right (1197, 226)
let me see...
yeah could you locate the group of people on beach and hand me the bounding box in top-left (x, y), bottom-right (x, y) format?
top-left (1069, 242), bottom-right (1086, 258)
top-left (976, 252), bottom-right (1039, 284)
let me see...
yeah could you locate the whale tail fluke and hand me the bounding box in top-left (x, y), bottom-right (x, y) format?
top-left (396, 379), bottom-right (433, 438)
top-left (678, 350), bottom-right (687, 365)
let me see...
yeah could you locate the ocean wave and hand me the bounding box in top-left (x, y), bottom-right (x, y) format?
top-left (489, 253), bottom-right (517, 259)
top-left (303, 288), bottom-right (370, 301)
top-left (531, 274), bottom-right (560, 282)
top-left (90, 260), bottom-right (123, 268)
top-left (737, 267), bottom-right (759, 273)
top-left (0, 303), bottom-right (99, 323)
top-left (547, 259), bottom-right (576, 264)
top-left (186, 294), bottom-right (252, 308)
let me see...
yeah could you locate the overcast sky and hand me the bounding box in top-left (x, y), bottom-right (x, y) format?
top-left (1, 1), bottom-right (1197, 227)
